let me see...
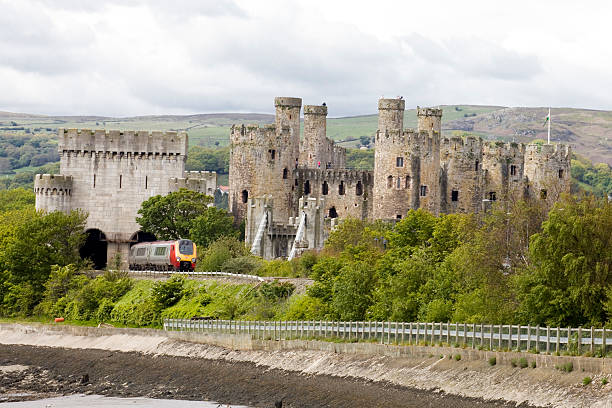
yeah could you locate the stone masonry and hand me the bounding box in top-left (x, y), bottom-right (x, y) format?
top-left (231, 97), bottom-right (571, 259)
top-left (34, 129), bottom-right (217, 267)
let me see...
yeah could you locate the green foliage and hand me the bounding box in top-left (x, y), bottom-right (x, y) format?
top-left (190, 206), bottom-right (238, 248)
top-left (283, 295), bottom-right (330, 320)
top-left (518, 357), bottom-right (528, 368)
top-left (488, 356), bottom-right (496, 366)
top-left (136, 188), bottom-right (212, 240)
top-left (257, 281), bottom-right (295, 301)
top-left (582, 376), bottom-right (592, 386)
top-left (332, 262), bottom-right (377, 320)
top-left (0, 162), bottom-right (59, 191)
top-left (514, 195), bottom-right (612, 326)
top-left (0, 133), bottom-right (59, 174)
top-left (0, 188), bottom-right (35, 212)
top-left (571, 154), bottom-right (612, 196)
top-left (454, 354), bottom-right (461, 361)
top-left (151, 275), bottom-right (186, 309)
top-left (345, 148), bottom-right (374, 170)
top-left (221, 256), bottom-right (262, 274)
top-left (185, 146), bottom-right (229, 173)
top-left (601, 377), bottom-right (608, 385)
top-left (197, 236), bottom-right (248, 271)
top-left (1, 210), bottom-right (87, 295)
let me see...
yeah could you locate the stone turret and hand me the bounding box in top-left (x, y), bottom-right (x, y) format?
top-left (377, 98), bottom-right (405, 135)
top-left (417, 107), bottom-right (443, 134)
top-left (34, 174), bottom-right (73, 213)
top-left (302, 104), bottom-right (328, 168)
top-left (523, 144), bottom-right (571, 202)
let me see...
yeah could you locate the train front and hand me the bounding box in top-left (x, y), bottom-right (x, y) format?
top-left (174, 239), bottom-right (197, 271)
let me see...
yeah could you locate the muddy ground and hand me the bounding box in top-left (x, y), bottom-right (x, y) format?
top-left (0, 344), bottom-right (536, 408)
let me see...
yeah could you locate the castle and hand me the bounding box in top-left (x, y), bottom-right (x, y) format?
top-left (231, 97), bottom-right (571, 259)
top-left (34, 129), bottom-right (216, 268)
top-left (34, 96), bottom-right (571, 266)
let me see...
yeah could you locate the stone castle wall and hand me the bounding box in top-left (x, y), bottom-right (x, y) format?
top-left (293, 168), bottom-right (373, 220)
top-left (34, 174), bottom-right (73, 213)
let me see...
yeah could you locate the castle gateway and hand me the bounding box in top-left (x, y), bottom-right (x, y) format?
top-left (34, 129), bottom-right (216, 268)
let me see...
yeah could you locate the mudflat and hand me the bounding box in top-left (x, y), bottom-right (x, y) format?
top-left (0, 344), bottom-right (532, 408)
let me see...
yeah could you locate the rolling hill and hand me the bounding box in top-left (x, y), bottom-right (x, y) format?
top-left (0, 105), bottom-right (611, 166)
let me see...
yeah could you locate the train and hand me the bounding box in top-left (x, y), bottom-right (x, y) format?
top-left (128, 239), bottom-right (197, 271)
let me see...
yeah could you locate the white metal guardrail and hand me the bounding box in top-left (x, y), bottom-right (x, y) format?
top-left (110, 270), bottom-right (265, 282)
top-left (163, 319), bottom-right (611, 355)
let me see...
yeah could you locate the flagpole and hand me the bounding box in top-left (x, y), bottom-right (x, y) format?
top-left (547, 107), bottom-right (551, 144)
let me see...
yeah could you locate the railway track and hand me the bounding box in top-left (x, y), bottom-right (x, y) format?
top-left (102, 270), bottom-right (265, 281)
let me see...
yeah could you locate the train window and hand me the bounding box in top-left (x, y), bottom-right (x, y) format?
top-left (136, 248), bottom-right (146, 256)
top-left (178, 240), bottom-right (194, 255)
top-left (154, 246), bottom-right (167, 256)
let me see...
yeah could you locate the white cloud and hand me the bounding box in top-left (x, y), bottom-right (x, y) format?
top-left (0, 0), bottom-right (611, 116)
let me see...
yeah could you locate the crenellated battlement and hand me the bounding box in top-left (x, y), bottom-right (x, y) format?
top-left (34, 173), bottom-right (73, 193)
top-left (525, 143), bottom-right (571, 160)
top-left (304, 105), bottom-right (328, 115)
top-left (58, 128), bottom-right (187, 156)
top-left (441, 135), bottom-right (482, 147)
top-left (182, 170), bottom-right (217, 180)
top-left (274, 97), bottom-right (302, 108)
top-left (229, 123), bottom-right (290, 145)
top-left (376, 129), bottom-right (438, 145)
top-left (482, 141), bottom-right (527, 158)
top-left (378, 98), bottom-right (405, 111)
top-left (417, 107), bottom-right (443, 117)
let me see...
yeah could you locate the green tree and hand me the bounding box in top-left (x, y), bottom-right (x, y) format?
top-left (136, 188), bottom-right (212, 240)
top-left (0, 188), bottom-right (35, 212)
top-left (332, 261), bottom-right (378, 320)
top-left (514, 195), bottom-right (612, 326)
top-left (190, 207), bottom-right (238, 248)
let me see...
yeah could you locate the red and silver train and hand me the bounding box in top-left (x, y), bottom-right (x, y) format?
top-left (128, 239), bottom-right (197, 271)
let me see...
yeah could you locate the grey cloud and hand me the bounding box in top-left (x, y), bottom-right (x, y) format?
top-left (403, 34), bottom-right (542, 81)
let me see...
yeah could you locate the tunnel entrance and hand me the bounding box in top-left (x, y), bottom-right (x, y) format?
top-left (80, 229), bottom-right (108, 270)
top-left (129, 231), bottom-right (157, 247)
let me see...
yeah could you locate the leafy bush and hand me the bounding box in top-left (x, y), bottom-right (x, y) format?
top-left (582, 376), bottom-right (592, 386)
top-left (519, 357), bottom-right (528, 369)
top-left (488, 356), bottom-right (496, 366)
top-left (454, 354), bottom-right (461, 361)
top-left (257, 281), bottom-right (295, 301)
top-left (151, 275), bottom-right (186, 309)
top-left (197, 236), bottom-right (248, 271)
top-left (221, 256), bottom-right (261, 274)
top-left (283, 295), bottom-right (330, 320)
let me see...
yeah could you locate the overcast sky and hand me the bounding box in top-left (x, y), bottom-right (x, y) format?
top-left (1, 0), bottom-right (611, 117)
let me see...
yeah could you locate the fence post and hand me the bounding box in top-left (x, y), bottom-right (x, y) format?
top-left (603, 327), bottom-right (607, 356)
top-left (578, 327), bottom-right (582, 355)
top-left (556, 327), bottom-right (560, 354)
top-left (590, 326), bottom-right (594, 354)
top-left (387, 321), bottom-right (391, 344)
top-left (480, 324), bottom-right (484, 348)
top-left (527, 325), bottom-right (531, 351)
top-left (431, 322), bottom-right (435, 345)
top-left (546, 326), bottom-right (550, 354)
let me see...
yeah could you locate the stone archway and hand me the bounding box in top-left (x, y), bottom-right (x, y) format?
top-left (129, 231), bottom-right (157, 246)
top-left (80, 229), bottom-right (108, 270)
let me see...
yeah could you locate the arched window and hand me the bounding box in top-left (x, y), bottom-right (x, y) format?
top-left (322, 181), bottom-right (329, 195)
top-left (355, 180), bottom-right (363, 196)
top-left (387, 175), bottom-right (393, 189)
top-left (241, 190), bottom-right (248, 203)
top-left (396, 177), bottom-right (401, 189)
top-left (283, 168), bottom-right (288, 179)
top-left (304, 180), bottom-right (311, 195)
top-left (329, 207), bottom-right (338, 218)
top-left (338, 181), bottom-right (345, 195)
top-left (475, 160), bottom-right (479, 171)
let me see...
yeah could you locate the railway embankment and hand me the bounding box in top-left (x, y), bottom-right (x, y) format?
top-left (0, 322), bottom-right (610, 407)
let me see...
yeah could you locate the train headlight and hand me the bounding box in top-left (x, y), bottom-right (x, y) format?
top-left (176, 257), bottom-right (181, 262)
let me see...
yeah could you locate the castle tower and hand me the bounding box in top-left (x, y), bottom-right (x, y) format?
top-left (417, 106), bottom-right (442, 134)
top-left (301, 104), bottom-right (328, 168)
top-left (440, 136), bottom-right (483, 213)
top-left (373, 98), bottom-right (415, 220)
top-left (229, 97), bottom-right (302, 223)
top-left (416, 107), bottom-right (442, 214)
top-left (523, 144), bottom-right (571, 203)
top-left (34, 174), bottom-right (73, 213)
top-left (377, 98), bottom-right (405, 135)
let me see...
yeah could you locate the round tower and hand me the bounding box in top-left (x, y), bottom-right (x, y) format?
top-left (302, 104), bottom-right (328, 168)
top-left (373, 98), bottom-right (415, 220)
top-left (34, 174), bottom-right (73, 213)
top-left (378, 98), bottom-right (405, 135)
top-left (417, 107), bottom-right (442, 134)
